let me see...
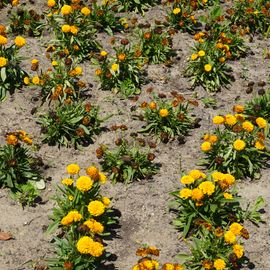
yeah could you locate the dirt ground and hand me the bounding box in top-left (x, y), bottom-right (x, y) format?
top-left (0, 1), bottom-right (270, 270)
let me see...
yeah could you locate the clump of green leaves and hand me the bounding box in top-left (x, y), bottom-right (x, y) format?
top-left (97, 138), bottom-right (159, 183)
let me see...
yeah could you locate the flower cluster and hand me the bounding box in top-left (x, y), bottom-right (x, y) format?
top-left (47, 163), bottom-right (117, 269)
top-left (200, 108), bottom-right (269, 178)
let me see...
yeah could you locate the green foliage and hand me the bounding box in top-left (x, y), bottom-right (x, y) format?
top-left (98, 139), bottom-right (159, 184)
top-left (38, 102), bottom-right (104, 148)
top-left (117, 0), bottom-right (160, 14)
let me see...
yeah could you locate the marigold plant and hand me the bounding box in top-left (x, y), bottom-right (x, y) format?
top-left (138, 93), bottom-right (195, 142)
top-left (97, 138), bottom-right (159, 183)
top-left (38, 102), bottom-right (104, 148)
top-left (200, 111), bottom-right (269, 179)
top-left (117, 0), bottom-right (160, 14)
top-left (47, 163), bottom-right (118, 269)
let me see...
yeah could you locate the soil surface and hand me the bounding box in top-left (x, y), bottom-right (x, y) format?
top-left (0, 1), bottom-right (270, 270)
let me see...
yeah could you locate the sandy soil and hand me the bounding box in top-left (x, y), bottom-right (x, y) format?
top-left (0, 1), bottom-right (270, 270)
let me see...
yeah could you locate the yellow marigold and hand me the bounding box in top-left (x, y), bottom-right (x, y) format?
top-left (191, 53), bottom-right (198, 60)
top-left (233, 244), bottom-right (244, 259)
top-left (256, 117), bottom-right (267, 128)
top-left (173, 7), bottom-right (181, 14)
top-left (66, 163), bottom-right (80, 175)
top-left (191, 188), bottom-right (204, 201)
top-left (201, 141), bottom-right (212, 152)
top-left (204, 64), bottom-right (212, 72)
top-left (74, 66), bottom-right (82, 75)
top-left (0, 35), bottom-right (8, 45)
top-left (100, 50), bottom-right (107, 57)
top-left (84, 219), bottom-right (104, 234)
top-left (118, 53), bottom-right (126, 61)
top-left (95, 69), bottom-right (102, 76)
top-left (12, 0), bottom-right (19, 6)
top-left (225, 114), bottom-right (237, 126)
top-left (61, 178), bottom-right (73, 186)
top-left (180, 175), bottom-right (195, 185)
top-left (6, 134), bottom-right (18, 145)
top-left (14, 36), bottom-right (26, 47)
top-left (230, 222), bottom-right (243, 235)
top-left (98, 172), bottom-right (107, 184)
top-left (32, 76), bottom-right (40, 85)
top-left (0, 57), bottom-right (7, 68)
top-left (198, 50), bottom-right (205, 57)
top-left (242, 121), bottom-right (254, 132)
top-left (224, 230), bottom-right (236, 244)
top-left (188, 169), bottom-right (205, 180)
top-left (61, 210), bottom-right (82, 225)
top-left (223, 173), bottom-right (235, 185)
top-left (209, 135), bottom-right (218, 143)
top-left (233, 139), bottom-right (246, 151)
top-left (149, 101), bottom-right (157, 110)
top-left (23, 136), bottom-right (32, 145)
top-left (223, 192), bottom-right (233, 199)
top-left (88, 241), bottom-right (104, 257)
top-left (31, 59), bottom-right (39, 64)
top-left (102, 196), bottom-right (111, 207)
top-left (198, 181), bottom-right (215, 195)
top-left (70, 25), bottom-right (79, 35)
top-left (88, 200), bottom-right (105, 216)
top-left (61, 24), bottom-right (71, 33)
top-left (86, 166), bottom-right (99, 180)
top-left (111, 63), bottom-right (119, 72)
top-left (233, 105), bottom-right (244, 113)
top-left (77, 236), bottom-right (94, 254)
top-left (179, 188), bottom-right (192, 199)
top-left (211, 171), bottom-right (225, 181)
top-left (60, 215), bottom-right (73, 226)
top-left (213, 259), bottom-right (226, 270)
top-left (255, 140), bottom-right (265, 150)
top-left (81, 7), bottom-right (91, 16)
top-left (23, 77), bottom-right (30, 85)
top-left (52, 61), bottom-right (58, 66)
top-left (76, 176), bottom-right (93, 192)
top-left (68, 195), bottom-right (74, 201)
top-left (47, 0), bottom-right (56, 7)
top-left (213, 116), bottom-right (224, 125)
top-left (61, 5), bottom-right (73, 15)
top-left (159, 108), bottom-right (169, 117)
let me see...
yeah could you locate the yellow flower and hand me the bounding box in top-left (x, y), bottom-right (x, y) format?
top-left (31, 59), bottom-right (39, 64)
top-left (225, 114), bottom-right (237, 126)
top-left (180, 175), bottom-right (195, 185)
top-left (84, 219), bottom-right (104, 234)
top-left (62, 178), bottom-right (73, 186)
top-left (76, 236), bottom-right (93, 254)
top-left (229, 222), bottom-right (243, 235)
top-left (213, 116), bottom-right (224, 125)
top-left (61, 210), bottom-right (82, 225)
top-left (191, 53), bottom-right (198, 60)
top-left (223, 174), bottom-right (235, 185)
top-left (213, 259), bottom-right (226, 270)
top-left (32, 76), bottom-right (40, 85)
top-left (95, 69), bottom-right (102, 76)
top-left (61, 24), bottom-right (71, 33)
top-left (70, 25), bottom-right (79, 35)
top-left (61, 5), bottom-right (72, 15)
top-left (179, 188), bottom-right (192, 199)
top-left (223, 192), bottom-right (233, 199)
top-left (100, 50), bottom-right (108, 57)
top-left (86, 166), bottom-right (99, 181)
top-left (0, 35), bottom-right (8, 45)
top-left (233, 104), bottom-right (244, 113)
top-left (6, 134), bottom-right (18, 146)
top-left (88, 241), bottom-right (104, 257)
top-left (66, 163), bottom-right (80, 175)
top-left (98, 172), bottom-right (107, 184)
top-left (51, 61), bottom-right (58, 66)
top-left (198, 50), bottom-right (205, 57)
top-left (209, 135), bottom-right (218, 143)
top-left (47, 0), bottom-right (55, 8)
top-left (173, 7), bottom-right (181, 14)
top-left (159, 108), bottom-right (169, 117)
top-left (88, 200), bottom-right (105, 216)
top-left (233, 244), bottom-right (244, 259)
top-left (191, 188), bottom-right (204, 201)
top-left (198, 181), bottom-right (215, 195)
top-left (204, 64), bottom-right (212, 72)
top-left (102, 196), bottom-right (111, 207)
top-left (224, 230), bottom-right (236, 244)
top-left (201, 141), bottom-right (212, 152)
top-left (235, 113), bottom-right (245, 122)
top-left (255, 140), bottom-right (265, 150)
top-left (23, 77), bottom-right (30, 85)
top-left (76, 176), bottom-right (93, 192)
top-left (242, 121), bottom-right (254, 132)
top-left (12, 0), bottom-right (19, 6)
top-left (111, 63), bottom-right (119, 72)
top-left (211, 171), bottom-right (225, 181)
top-left (256, 117), bottom-right (267, 128)
top-left (0, 57), bottom-right (7, 67)
top-left (74, 66), bottom-right (82, 75)
top-left (81, 7), bottom-right (91, 16)
top-left (68, 195), bottom-right (74, 201)
top-left (233, 139), bottom-right (246, 151)
top-left (14, 36), bottom-right (26, 47)
top-left (188, 169), bottom-right (205, 180)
